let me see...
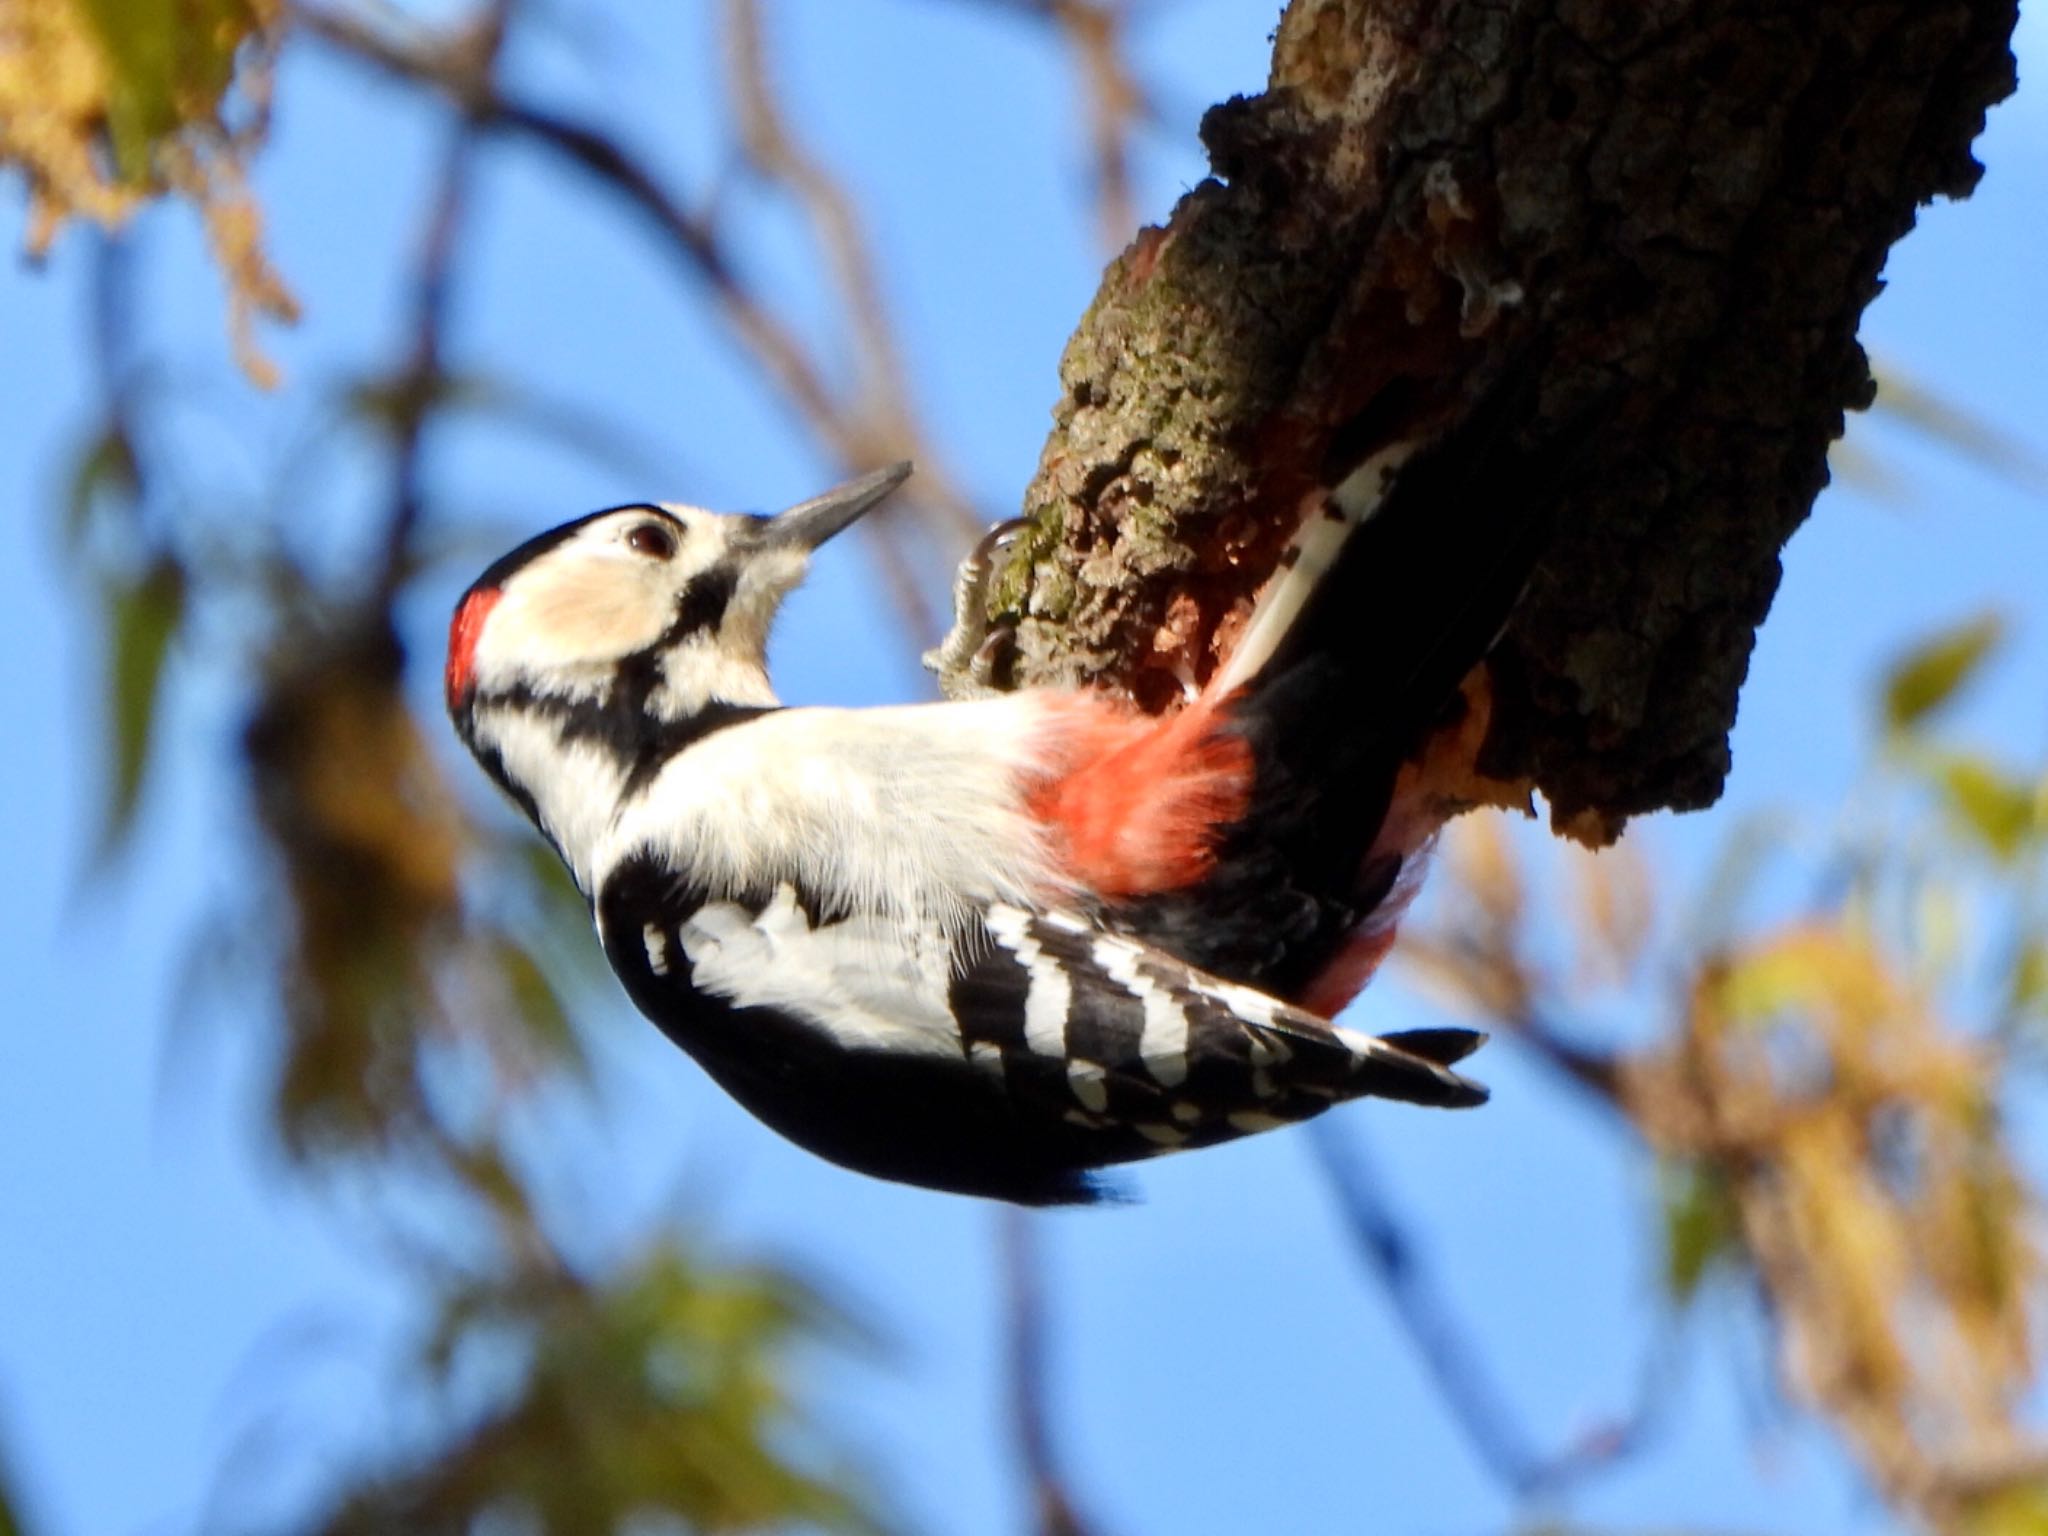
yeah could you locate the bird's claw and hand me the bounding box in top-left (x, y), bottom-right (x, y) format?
top-left (923, 518), bottom-right (1031, 698)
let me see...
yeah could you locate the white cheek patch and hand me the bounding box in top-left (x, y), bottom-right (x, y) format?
top-left (507, 562), bottom-right (674, 666)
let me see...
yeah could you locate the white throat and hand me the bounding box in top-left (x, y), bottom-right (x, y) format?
top-left (469, 702), bottom-right (631, 895)
top-left (649, 638), bottom-right (780, 718)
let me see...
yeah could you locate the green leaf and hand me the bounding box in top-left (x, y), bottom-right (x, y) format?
top-left (1968, 1482), bottom-right (2048, 1536)
top-left (1870, 364), bottom-right (2048, 495)
top-left (1882, 613), bottom-right (2004, 733)
top-left (70, 0), bottom-right (264, 182)
top-left (2011, 940), bottom-right (2048, 1022)
top-left (0, 1423), bottom-right (30, 1536)
top-left (99, 555), bottom-right (186, 861)
top-left (62, 424), bottom-right (140, 557)
top-left (491, 936), bottom-right (589, 1080)
top-left (1931, 751), bottom-right (2040, 863)
top-left (1660, 1159), bottom-right (1743, 1302)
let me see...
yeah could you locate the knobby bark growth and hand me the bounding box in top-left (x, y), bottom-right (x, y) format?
top-left (949, 0), bottom-right (2019, 842)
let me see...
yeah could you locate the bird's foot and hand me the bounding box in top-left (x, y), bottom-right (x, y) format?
top-left (923, 517), bottom-right (1030, 698)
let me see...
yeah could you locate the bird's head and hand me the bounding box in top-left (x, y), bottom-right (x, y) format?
top-left (445, 462), bottom-right (911, 733)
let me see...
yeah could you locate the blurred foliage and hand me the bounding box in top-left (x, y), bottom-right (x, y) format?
top-left (101, 551), bottom-right (186, 858)
top-left (64, 404), bottom-right (167, 864)
top-left (1670, 925), bottom-right (2034, 1503)
top-left (1655, 1159), bottom-right (1741, 1304)
top-left (1410, 610), bottom-right (2048, 1534)
top-left (0, 1436), bottom-right (26, 1536)
top-left (1834, 364), bottom-right (2048, 504)
top-left (242, 609), bottom-right (471, 1158)
top-left (1970, 1485), bottom-right (2048, 1536)
top-left (0, 0), bottom-right (296, 380)
top-left (43, 136), bottom-right (883, 1536)
top-left (1884, 615), bottom-right (2008, 734)
top-left (73, 0), bottom-right (263, 176)
top-left (302, 1241), bottom-right (888, 1536)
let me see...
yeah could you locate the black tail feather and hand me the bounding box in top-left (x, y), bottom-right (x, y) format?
top-left (1356, 1035), bottom-right (1491, 1109)
top-left (1380, 1026), bottom-right (1489, 1067)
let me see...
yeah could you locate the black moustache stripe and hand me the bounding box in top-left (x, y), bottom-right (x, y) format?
top-left (665, 564), bottom-right (739, 643)
top-left (468, 678), bottom-right (773, 796)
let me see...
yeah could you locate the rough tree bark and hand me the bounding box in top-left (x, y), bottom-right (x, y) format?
top-left (941, 0), bottom-right (2019, 843)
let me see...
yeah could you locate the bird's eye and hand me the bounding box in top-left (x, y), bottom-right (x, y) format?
top-left (627, 522), bottom-right (677, 560)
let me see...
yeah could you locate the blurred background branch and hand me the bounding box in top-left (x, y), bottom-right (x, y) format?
top-left (304, 0), bottom-right (976, 639)
top-left (1002, 1212), bottom-right (1111, 1536)
top-left (1400, 617), bottom-right (2048, 1533)
top-left (1312, 1121), bottom-right (1663, 1500)
top-left (945, 0), bottom-right (1155, 249)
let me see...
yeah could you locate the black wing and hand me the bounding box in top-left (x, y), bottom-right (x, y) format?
top-left (596, 853), bottom-right (1483, 1205)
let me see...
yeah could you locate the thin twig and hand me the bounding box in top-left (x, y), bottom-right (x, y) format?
top-left (721, 0), bottom-right (980, 638)
top-left (1310, 1120), bottom-right (1656, 1500)
top-left (921, 0), bottom-right (1155, 249)
top-left (1001, 1208), bottom-right (1110, 1536)
top-left (1512, 1004), bottom-right (1627, 1103)
top-left (304, 1), bottom-right (981, 642)
top-left (373, 118), bottom-right (484, 601)
top-left (359, 0), bottom-right (511, 602)
top-left (722, 0), bottom-right (941, 493)
top-left (1050, 0), bottom-right (1148, 248)
top-left (301, 7), bottom-right (839, 426)
top-left (1395, 929), bottom-right (1626, 1105)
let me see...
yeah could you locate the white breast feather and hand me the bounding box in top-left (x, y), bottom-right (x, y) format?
top-left (599, 694), bottom-right (1069, 947)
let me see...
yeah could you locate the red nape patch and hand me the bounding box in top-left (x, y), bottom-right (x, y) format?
top-left (1030, 696), bottom-right (1254, 899)
top-left (444, 587), bottom-right (502, 709)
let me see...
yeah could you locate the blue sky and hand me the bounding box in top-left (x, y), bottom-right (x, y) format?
top-left (2, 5), bottom-right (2045, 1534)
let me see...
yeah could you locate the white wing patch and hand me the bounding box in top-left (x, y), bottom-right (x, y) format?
top-left (676, 883), bottom-right (965, 1058)
top-left (1208, 980), bottom-right (1279, 1029)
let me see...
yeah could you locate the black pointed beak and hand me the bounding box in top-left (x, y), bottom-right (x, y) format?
top-left (761, 461), bottom-right (913, 550)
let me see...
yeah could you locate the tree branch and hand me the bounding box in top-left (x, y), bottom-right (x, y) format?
top-left (372, 32), bottom-right (495, 603)
top-left (972, 0), bottom-right (2019, 837)
top-left (1000, 1209), bottom-right (1112, 1536)
top-left (1311, 1121), bottom-right (1660, 1499)
top-left (720, 0), bottom-right (979, 637)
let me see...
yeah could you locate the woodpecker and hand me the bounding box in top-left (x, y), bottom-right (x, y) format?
top-left (447, 444), bottom-right (1520, 1204)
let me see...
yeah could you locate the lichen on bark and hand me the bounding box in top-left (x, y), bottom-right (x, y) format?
top-left (949, 0), bottom-right (2019, 841)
